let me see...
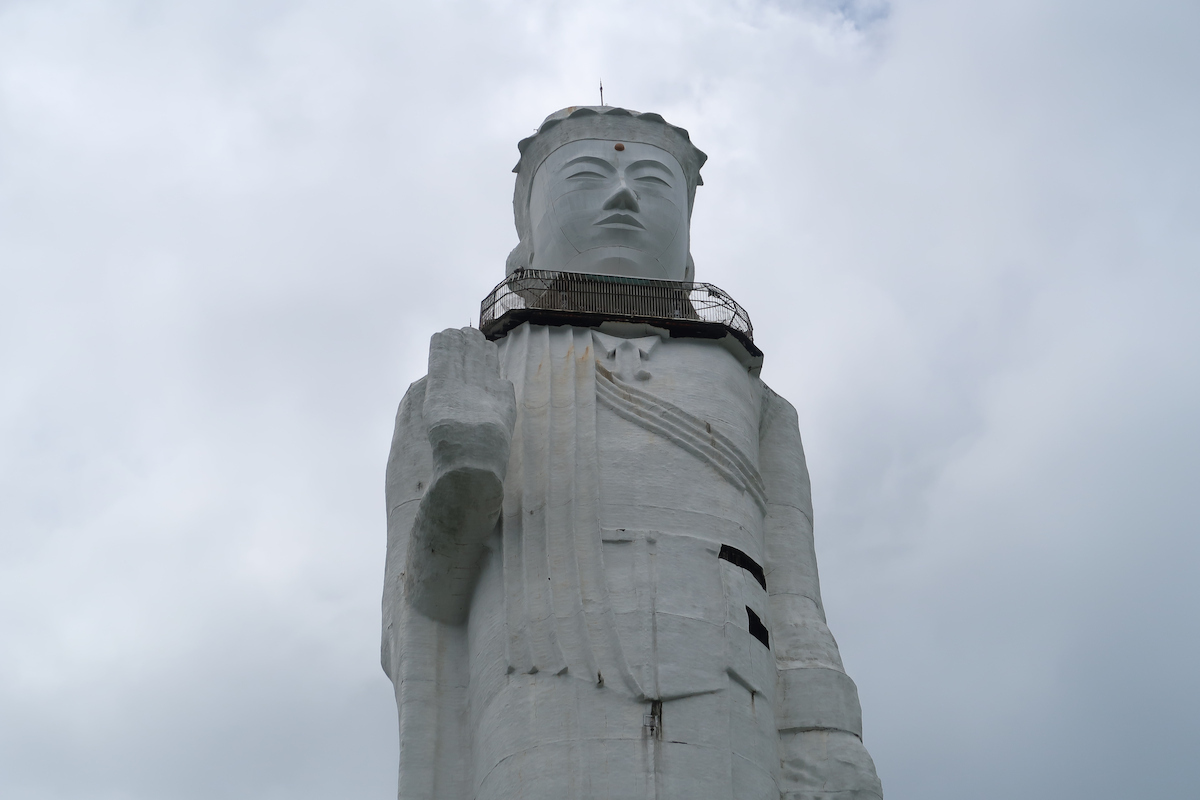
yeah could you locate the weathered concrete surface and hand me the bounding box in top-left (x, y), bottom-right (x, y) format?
top-left (403, 327), bottom-right (515, 625)
top-left (528, 138), bottom-right (691, 280)
top-left (382, 106), bottom-right (883, 800)
top-left (507, 105), bottom-right (707, 281)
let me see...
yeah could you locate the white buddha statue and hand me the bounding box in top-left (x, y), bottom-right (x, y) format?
top-left (381, 106), bottom-right (883, 800)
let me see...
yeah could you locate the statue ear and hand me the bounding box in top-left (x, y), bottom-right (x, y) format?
top-left (685, 252), bottom-right (695, 283)
top-left (506, 241), bottom-right (532, 275)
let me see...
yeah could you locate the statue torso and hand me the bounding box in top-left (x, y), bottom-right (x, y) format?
top-left (472, 324), bottom-right (773, 702)
top-left (592, 331), bottom-right (773, 700)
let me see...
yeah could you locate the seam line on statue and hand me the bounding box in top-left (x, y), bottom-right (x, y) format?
top-left (765, 500), bottom-right (814, 525)
top-left (594, 504), bottom-right (744, 526)
top-left (387, 498), bottom-right (421, 514)
top-left (652, 611), bottom-right (723, 627)
top-left (766, 590), bottom-right (824, 607)
top-left (777, 725), bottom-right (862, 738)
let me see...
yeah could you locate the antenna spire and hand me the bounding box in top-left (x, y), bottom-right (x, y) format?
top-left (599, 79), bottom-right (604, 106)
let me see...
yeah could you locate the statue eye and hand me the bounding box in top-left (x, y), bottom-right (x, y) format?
top-left (567, 170), bottom-right (606, 180)
top-left (635, 175), bottom-right (671, 187)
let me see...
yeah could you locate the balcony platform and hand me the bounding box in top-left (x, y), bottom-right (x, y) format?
top-left (480, 269), bottom-right (762, 368)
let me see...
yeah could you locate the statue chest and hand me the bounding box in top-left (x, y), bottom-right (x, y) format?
top-left (591, 333), bottom-right (772, 700)
top-left (592, 331), bottom-right (766, 542)
top-left (490, 324), bottom-right (773, 699)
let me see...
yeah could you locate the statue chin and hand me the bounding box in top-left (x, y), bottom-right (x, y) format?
top-left (553, 247), bottom-right (686, 282)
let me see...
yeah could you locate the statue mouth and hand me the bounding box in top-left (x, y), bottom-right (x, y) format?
top-left (596, 213), bottom-right (645, 230)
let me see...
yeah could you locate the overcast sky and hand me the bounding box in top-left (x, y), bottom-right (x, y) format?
top-left (2, 0), bottom-right (1197, 798)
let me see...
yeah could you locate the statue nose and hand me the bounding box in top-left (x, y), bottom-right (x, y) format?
top-left (603, 183), bottom-right (640, 213)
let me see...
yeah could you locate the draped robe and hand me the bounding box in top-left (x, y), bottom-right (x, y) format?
top-left (382, 322), bottom-right (882, 800)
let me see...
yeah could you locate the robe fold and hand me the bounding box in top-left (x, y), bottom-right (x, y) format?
top-left (383, 322), bottom-right (882, 800)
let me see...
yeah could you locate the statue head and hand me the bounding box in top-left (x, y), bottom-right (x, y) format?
top-left (509, 106), bottom-right (707, 282)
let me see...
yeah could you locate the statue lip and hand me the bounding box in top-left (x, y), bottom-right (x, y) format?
top-left (596, 212), bottom-right (645, 230)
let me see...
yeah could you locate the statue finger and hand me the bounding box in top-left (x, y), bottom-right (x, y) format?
top-left (427, 328), bottom-right (469, 388)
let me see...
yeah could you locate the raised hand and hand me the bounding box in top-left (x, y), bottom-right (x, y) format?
top-left (423, 327), bottom-right (517, 481)
top-left (407, 327), bottom-right (516, 624)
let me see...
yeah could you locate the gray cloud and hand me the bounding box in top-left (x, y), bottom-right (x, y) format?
top-left (1, 0), bottom-right (1197, 797)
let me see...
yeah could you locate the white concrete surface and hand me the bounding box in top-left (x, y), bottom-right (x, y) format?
top-left (382, 107), bottom-right (883, 800)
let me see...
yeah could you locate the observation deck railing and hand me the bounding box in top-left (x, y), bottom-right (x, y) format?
top-left (479, 268), bottom-right (758, 357)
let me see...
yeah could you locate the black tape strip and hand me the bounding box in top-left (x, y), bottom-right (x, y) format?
top-left (746, 607), bottom-right (770, 649)
top-left (718, 544), bottom-right (767, 590)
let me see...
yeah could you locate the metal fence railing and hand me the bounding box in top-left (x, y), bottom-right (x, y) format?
top-left (479, 269), bottom-right (754, 345)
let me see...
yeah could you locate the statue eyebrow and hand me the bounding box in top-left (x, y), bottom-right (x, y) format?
top-left (562, 155), bottom-right (616, 172)
top-left (627, 159), bottom-right (673, 176)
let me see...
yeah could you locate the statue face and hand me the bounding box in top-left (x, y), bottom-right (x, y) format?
top-left (528, 139), bottom-right (690, 280)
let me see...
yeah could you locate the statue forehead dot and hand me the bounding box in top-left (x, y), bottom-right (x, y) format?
top-left (614, 143), bottom-right (625, 151)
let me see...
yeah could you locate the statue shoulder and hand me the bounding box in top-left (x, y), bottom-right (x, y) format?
top-left (758, 380), bottom-right (801, 434)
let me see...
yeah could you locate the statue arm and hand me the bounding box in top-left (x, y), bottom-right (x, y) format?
top-left (382, 376), bottom-right (431, 680)
top-left (759, 387), bottom-right (884, 799)
top-left (386, 328), bottom-right (516, 629)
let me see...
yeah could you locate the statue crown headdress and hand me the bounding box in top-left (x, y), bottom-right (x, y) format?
top-left (508, 105), bottom-right (708, 275)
